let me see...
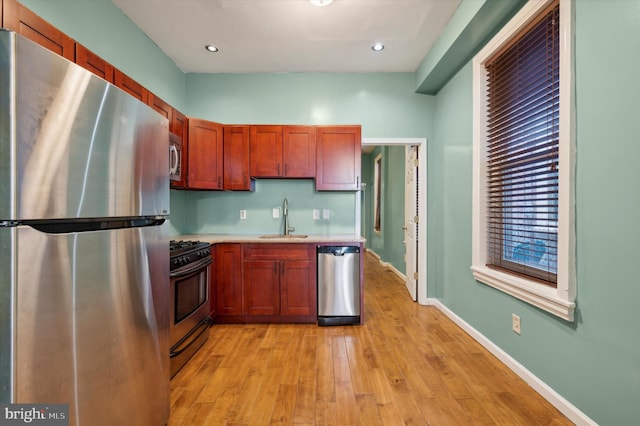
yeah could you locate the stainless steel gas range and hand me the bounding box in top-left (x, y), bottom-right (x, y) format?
top-left (169, 240), bottom-right (212, 377)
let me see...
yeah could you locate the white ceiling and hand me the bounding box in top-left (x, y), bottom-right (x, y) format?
top-left (112, 0), bottom-right (461, 74)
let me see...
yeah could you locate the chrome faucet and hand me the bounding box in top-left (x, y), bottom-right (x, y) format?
top-left (283, 198), bottom-right (295, 236)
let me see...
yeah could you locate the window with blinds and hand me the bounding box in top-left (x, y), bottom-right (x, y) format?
top-left (484, 0), bottom-right (559, 286)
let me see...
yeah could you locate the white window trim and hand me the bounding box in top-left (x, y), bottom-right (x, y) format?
top-left (471, 0), bottom-right (576, 321)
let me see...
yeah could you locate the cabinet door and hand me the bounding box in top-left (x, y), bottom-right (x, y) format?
top-left (187, 118), bottom-right (224, 190)
top-left (244, 260), bottom-right (280, 316)
top-left (223, 126), bottom-right (251, 190)
top-left (114, 69), bottom-right (149, 104)
top-left (3, 0), bottom-right (75, 61)
top-left (171, 109), bottom-right (186, 138)
top-left (215, 244), bottom-right (243, 316)
top-left (148, 93), bottom-right (172, 123)
top-left (281, 259), bottom-right (316, 317)
top-left (250, 125), bottom-right (283, 177)
top-left (316, 126), bottom-right (362, 191)
top-left (170, 110), bottom-right (187, 189)
top-left (75, 43), bottom-right (114, 83)
top-left (283, 126), bottom-right (316, 178)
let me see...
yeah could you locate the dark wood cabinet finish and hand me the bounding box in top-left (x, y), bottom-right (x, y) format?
top-left (187, 118), bottom-right (224, 190)
top-left (223, 126), bottom-right (252, 191)
top-left (243, 260), bottom-right (281, 316)
top-left (250, 125), bottom-right (316, 178)
top-left (3, 0), bottom-right (75, 61)
top-left (75, 43), bottom-right (114, 83)
top-left (114, 69), bottom-right (149, 104)
top-left (242, 244), bottom-right (316, 321)
top-left (214, 244), bottom-right (243, 317)
top-left (170, 109), bottom-right (187, 189)
top-left (250, 125), bottom-right (283, 177)
top-left (283, 126), bottom-right (316, 178)
top-left (316, 125), bottom-right (362, 191)
top-left (148, 93), bottom-right (172, 122)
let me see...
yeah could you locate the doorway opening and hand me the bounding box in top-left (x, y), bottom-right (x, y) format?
top-left (358, 138), bottom-right (427, 304)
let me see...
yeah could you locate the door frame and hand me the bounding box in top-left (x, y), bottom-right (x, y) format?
top-left (359, 137), bottom-right (428, 305)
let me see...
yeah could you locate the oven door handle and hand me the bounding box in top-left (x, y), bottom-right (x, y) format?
top-left (170, 256), bottom-right (212, 278)
top-left (170, 318), bottom-right (211, 358)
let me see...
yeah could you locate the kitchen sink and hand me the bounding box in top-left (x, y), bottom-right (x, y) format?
top-left (259, 234), bottom-right (308, 239)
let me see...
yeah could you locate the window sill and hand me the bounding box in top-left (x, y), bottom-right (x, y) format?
top-left (471, 265), bottom-right (575, 321)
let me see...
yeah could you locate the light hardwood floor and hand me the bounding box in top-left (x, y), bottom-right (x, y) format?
top-left (169, 251), bottom-right (573, 425)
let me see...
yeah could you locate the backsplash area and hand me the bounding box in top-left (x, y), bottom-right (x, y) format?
top-left (169, 180), bottom-right (357, 236)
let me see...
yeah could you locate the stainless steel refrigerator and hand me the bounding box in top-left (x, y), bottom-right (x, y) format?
top-left (0, 30), bottom-right (171, 425)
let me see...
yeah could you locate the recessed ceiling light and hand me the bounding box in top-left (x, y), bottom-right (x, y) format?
top-left (372, 43), bottom-right (384, 52)
top-left (205, 44), bottom-right (219, 53)
top-left (309, 0), bottom-right (333, 6)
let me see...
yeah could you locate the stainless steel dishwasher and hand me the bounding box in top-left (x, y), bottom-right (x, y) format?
top-left (317, 245), bottom-right (361, 326)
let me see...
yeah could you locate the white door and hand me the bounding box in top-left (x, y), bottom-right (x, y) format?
top-left (404, 145), bottom-right (419, 301)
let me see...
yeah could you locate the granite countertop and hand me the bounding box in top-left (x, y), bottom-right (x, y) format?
top-left (173, 234), bottom-right (366, 244)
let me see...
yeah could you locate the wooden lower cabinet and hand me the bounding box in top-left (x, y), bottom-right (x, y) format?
top-left (244, 260), bottom-right (280, 316)
top-left (214, 244), bottom-right (243, 317)
top-left (213, 243), bottom-right (317, 323)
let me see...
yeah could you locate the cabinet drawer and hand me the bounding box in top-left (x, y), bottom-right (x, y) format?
top-left (243, 243), bottom-right (314, 261)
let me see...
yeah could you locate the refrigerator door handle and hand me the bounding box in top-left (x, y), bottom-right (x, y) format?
top-left (29, 218), bottom-right (166, 234)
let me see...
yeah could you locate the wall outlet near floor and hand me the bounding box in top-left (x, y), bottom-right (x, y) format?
top-left (240, 210), bottom-right (247, 220)
top-left (512, 314), bottom-right (521, 334)
top-left (272, 208), bottom-right (280, 219)
top-left (313, 209), bottom-right (320, 220)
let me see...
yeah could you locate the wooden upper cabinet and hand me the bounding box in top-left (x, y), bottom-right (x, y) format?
top-left (114, 69), bottom-right (149, 104)
top-left (250, 125), bottom-right (283, 178)
top-left (75, 43), bottom-right (114, 83)
top-left (3, 0), bottom-right (75, 61)
top-left (250, 125), bottom-right (315, 178)
top-left (187, 118), bottom-right (224, 190)
top-left (148, 93), bottom-right (172, 123)
top-left (223, 126), bottom-right (252, 191)
top-left (171, 109), bottom-right (186, 138)
top-left (316, 125), bottom-right (362, 191)
top-left (283, 126), bottom-right (316, 178)
top-left (168, 108), bottom-right (187, 190)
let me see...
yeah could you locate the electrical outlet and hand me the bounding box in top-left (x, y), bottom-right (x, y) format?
top-left (323, 208), bottom-right (330, 220)
top-left (272, 208), bottom-right (280, 219)
top-left (240, 210), bottom-right (247, 220)
top-left (313, 209), bottom-right (320, 220)
top-left (512, 314), bottom-right (521, 334)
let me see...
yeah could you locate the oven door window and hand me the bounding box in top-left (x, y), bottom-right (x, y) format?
top-left (175, 269), bottom-right (207, 323)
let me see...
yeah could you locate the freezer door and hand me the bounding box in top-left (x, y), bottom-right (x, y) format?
top-left (11, 223), bottom-right (170, 426)
top-left (0, 31), bottom-right (169, 221)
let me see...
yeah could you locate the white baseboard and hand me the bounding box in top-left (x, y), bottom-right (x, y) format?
top-left (427, 298), bottom-right (596, 426)
top-left (366, 249), bottom-right (405, 281)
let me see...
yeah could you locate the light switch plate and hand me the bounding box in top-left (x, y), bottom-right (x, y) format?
top-left (273, 208), bottom-right (280, 219)
top-left (313, 209), bottom-right (320, 220)
top-left (240, 210), bottom-right (247, 220)
top-left (323, 209), bottom-right (330, 220)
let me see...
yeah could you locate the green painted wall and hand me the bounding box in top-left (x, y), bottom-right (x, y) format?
top-left (17, 0), bottom-right (640, 423)
top-left (429, 0), bottom-right (640, 423)
top-left (20, 0), bottom-right (186, 111)
top-left (176, 72), bottom-right (433, 237)
top-left (186, 72), bottom-right (433, 138)
top-left (362, 146), bottom-right (406, 273)
top-left (179, 180), bottom-right (356, 235)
